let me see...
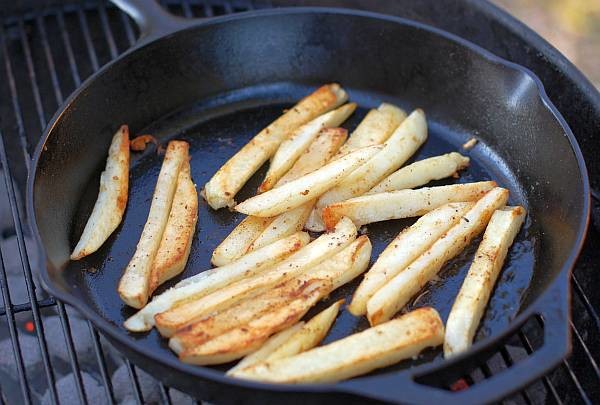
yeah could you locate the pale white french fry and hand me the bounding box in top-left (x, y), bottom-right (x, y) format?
top-left (118, 141), bottom-right (189, 309)
top-left (444, 206), bottom-right (526, 357)
top-left (213, 128), bottom-right (347, 264)
top-left (203, 84), bottom-right (347, 209)
top-left (337, 102), bottom-right (406, 156)
top-left (71, 125), bottom-right (129, 260)
top-left (148, 160), bottom-right (198, 295)
top-left (248, 203), bottom-right (313, 251)
top-left (367, 187), bottom-right (509, 325)
top-left (228, 323), bottom-right (305, 375)
top-left (304, 206), bottom-right (326, 232)
top-left (367, 152), bottom-right (470, 194)
top-left (235, 146), bottom-right (382, 217)
top-left (316, 109), bottom-right (427, 210)
top-left (230, 307), bottom-right (444, 383)
top-left (258, 103), bottom-right (356, 192)
top-left (264, 299), bottom-right (343, 362)
top-left (172, 236), bottom-right (369, 352)
top-left (348, 202), bottom-right (473, 316)
top-left (211, 216), bottom-right (273, 267)
top-left (154, 217), bottom-right (357, 336)
top-left (322, 181), bottom-right (496, 230)
top-left (171, 277), bottom-right (323, 352)
top-left (276, 127), bottom-right (348, 187)
top-left (124, 232), bottom-right (309, 332)
top-left (175, 279), bottom-right (329, 365)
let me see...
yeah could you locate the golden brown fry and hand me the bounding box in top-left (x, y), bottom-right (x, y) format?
top-left (118, 140), bottom-right (189, 309)
top-left (203, 84), bottom-right (347, 209)
top-left (71, 125), bottom-right (129, 260)
top-left (148, 160), bottom-right (198, 295)
top-left (231, 307), bottom-right (444, 383)
top-left (211, 216), bottom-right (274, 267)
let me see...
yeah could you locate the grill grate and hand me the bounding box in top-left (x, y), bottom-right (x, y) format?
top-left (0, 1), bottom-right (598, 404)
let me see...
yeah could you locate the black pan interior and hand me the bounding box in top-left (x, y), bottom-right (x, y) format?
top-left (31, 10), bottom-right (585, 385)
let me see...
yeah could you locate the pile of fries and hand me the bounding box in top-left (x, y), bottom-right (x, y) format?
top-left (71, 84), bottom-right (526, 384)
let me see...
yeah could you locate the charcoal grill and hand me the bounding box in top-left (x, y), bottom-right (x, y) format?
top-left (0, 1), bottom-right (598, 404)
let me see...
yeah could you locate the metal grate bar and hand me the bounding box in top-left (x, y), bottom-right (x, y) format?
top-left (498, 347), bottom-right (533, 405)
top-left (125, 359), bottom-right (145, 404)
top-left (98, 4), bottom-right (118, 59)
top-left (572, 274), bottom-right (600, 331)
top-left (159, 384), bottom-right (172, 405)
top-left (0, 26), bottom-right (31, 163)
top-left (56, 11), bottom-right (82, 87)
top-left (0, 232), bottom-right (31, 404)
top-left (570, 320), bottom-right (600, 379)
top-left (202, 0), bottom-right (215, 17)
top-left (181, 0), bottom-right (194, 18)
top-left (36, 16), bottom-right (64, 106)
top-left (88, 323), bottom-right (116, 404)
top-left (518, 331), bottom-right (562, 404)
top-left (18, 20), bottom-right (47, 131)
top-left (77, 7), bottom-right (100, 71)
top-left (56, 302), bottom-right (88, 404)
top-left (0, 296), bottom-right (56, 316)
top-left (119, 6), bottom-right (136, 46)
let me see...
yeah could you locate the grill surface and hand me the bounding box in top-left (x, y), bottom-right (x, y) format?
top-left (0, 1), bottom-right (598, 404)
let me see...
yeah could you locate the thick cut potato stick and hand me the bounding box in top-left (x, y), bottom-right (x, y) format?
top-left (444, 206), bottom-right (526, 357)
top-left (317, 109), bottom-right (427, 210)
top-left (213, 129), bottom-right (347, 265)
top-left (154, 217), bottom-right (357, 336)
top-left (211, 216), bottom-right (273, 267)
top-left (265, 299), bottom-right (343, 362)
top-left (228, 322), bottom-right (305, 374)
top-left (124, 232), bottom-right (309, 332)
top-left (235, 146), bottom-right (382, 217)
top-left (276, 128), bottom-right (347, 187)
top-left (203, 84), bottom-right (347, 209)
top-left (230, 307), bottom-right (444, 383)
top-left (248, 203), bottom-right (313, 251)
top-left (258, 103), bottom-right (356, 192)
top-left (337, 103), bottom-right (406, 156)
top-left (367, 187), bottom-right (509, 325)
top-left (71, 125), bottom-right (129, 260)
top-left (176, 279), bottom-right (329, 365)
top-left (322, 181), bottom-right (496, 230)
top-left (118, 141), bottom-right (189, 309)
top-left (171, 278), bottom-right (323, 352)
top-left (149, 160), bottom-right (198, 295)
top-left (367, 152), bottom-right (470, 194)
top-left (349, 203), bottom-right (473, 316)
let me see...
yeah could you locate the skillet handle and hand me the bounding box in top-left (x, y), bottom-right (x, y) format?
top-left (110, 0), bottom-right (199, 46)
top-left (336, 273), bottom-right (570, 404)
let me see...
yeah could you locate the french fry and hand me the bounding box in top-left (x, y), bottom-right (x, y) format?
top-left (118, 141), bottom-right (189, 309)
top-left (228, 322), bottom-right (305, 374)
top-left (172, 236), bottom-right (368, 352)
top-left (203, 84), bottom-right (347, 209)
top-left (348, 203), bottom-right (473, 316)
top-left (322, 181), bottom-right (496, 230)
top-left (316, 109), bottom-right (427, 210)
top-left (230, 307), bottom-right (444, 383)
top-left (148, 160), bottom-right (198, 295)
top-left (366, 187), bottom-right (509, 325)
top-left (211, 216), bottom-right (274, 267)
top-left (71, 125), bottom-right (129, 260)
top-left (337, 102), bottom-right (406, 155)
top-left (176, 279), bottom-right (329, 365)
top-left (235, 146), bottom-right (382, 217)
top-left (367, 152), bottom-right (470, 194)
top-left (264, 299), bottom-right (343, 362)
top-left (276, 127), bottom-right (348, 187)
top-left (212, 128), bottom-right (347, 265)
top-left (171, 278), bottom-right (323, 352)
top-left (258, 103), bottom-right (356, 192)
top-left (444, 206), bottom-right (526, 357)
top-left (124, 232), bottom-right (309, 332)
top-left (154, 217), bottom-right (357, 336)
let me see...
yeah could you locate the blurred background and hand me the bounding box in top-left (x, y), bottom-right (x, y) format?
top-left (493, 0), bottom-right (600, 88)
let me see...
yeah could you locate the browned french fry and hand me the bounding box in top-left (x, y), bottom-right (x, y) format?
top-left (366, 187), bottom-right (509, 325)
top-left (444, 206), bottom-right (526, 357)
top-left (204, 84), bottom-right (347, 209)
top-left (230, 307), bottom-right (444, 383)
top-left (322, 181), bottom-right (496, 230)
top-left (211, 216), bottom-right (274, 267)
top-left (175, 279), bottom-right (329, 365)
top-left (71, 125), bottom-right (129, 260)
top-left (118, 141), bottom-right (189, 309)
top-left (148, 160), bottom-right (198, 295)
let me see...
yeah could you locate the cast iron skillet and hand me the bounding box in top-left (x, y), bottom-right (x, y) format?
top-left (27, 0), bottom-right (590, 403)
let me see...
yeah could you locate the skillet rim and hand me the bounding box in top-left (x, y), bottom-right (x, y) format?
top-left (25, 6), bottom-right (591, 398)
